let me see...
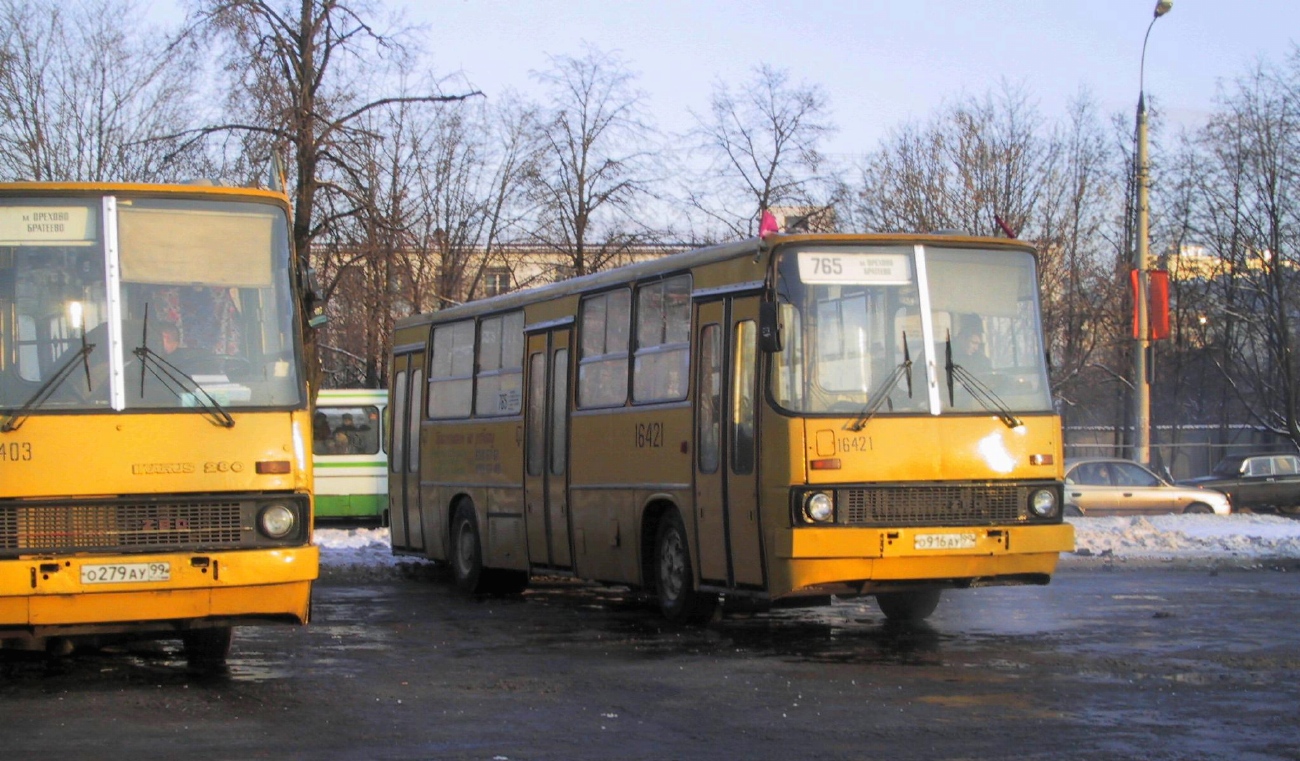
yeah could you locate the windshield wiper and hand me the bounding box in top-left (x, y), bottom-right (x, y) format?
top-left (847, 333), bottom-right (914, 432)
top-left (944, 331), bottom-right (1022, 429)
top-left (133, 308), bottom-right (235, 428)
top-left (1, 330), bottom-right (96, 433)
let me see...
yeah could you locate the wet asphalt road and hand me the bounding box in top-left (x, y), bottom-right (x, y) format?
top-left (2, 561), bottom-right (1299, 761)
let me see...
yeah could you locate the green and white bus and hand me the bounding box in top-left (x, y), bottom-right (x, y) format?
top-left (313, 389), bottom-right (387, 523)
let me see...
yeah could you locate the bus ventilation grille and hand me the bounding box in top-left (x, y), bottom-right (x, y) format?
top-left (841, 485), bottom-right (1026, 527)
top-left (0, 501), bottom-right (245, 554)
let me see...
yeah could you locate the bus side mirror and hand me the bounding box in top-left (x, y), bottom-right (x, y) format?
top-left (759, 301), bottom-right (782, 353)
top-left (304, 268), bottom-right (328, 328)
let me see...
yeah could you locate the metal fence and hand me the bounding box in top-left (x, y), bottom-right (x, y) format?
top-left (1063, 424), bottom-right (1298, 481)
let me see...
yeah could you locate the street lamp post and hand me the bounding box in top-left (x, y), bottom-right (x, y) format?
top-left (1133, 0), bottom-right (1172, 466)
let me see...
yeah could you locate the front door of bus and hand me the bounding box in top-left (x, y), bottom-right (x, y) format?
top-left (524, 328), bottom-right (573, 570)
top-left (694, 298), bottom-right (765, 589)
top-left (389, 352), bottom-right (426, 554)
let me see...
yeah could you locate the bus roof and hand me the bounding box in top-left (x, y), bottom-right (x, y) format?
top-left (0, 181), bottom-right (291, 208)
top-left (396, 231), bottom-right (1037, 330)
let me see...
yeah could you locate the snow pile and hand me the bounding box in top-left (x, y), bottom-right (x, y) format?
top-left (1068, 514), bottom-right (1300, 566)
top-left (315, 514), bottom-right (1300, 577)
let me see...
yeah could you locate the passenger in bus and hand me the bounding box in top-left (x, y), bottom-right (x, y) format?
top-left (326, 429), bottom-right (355, 455)
top-left (312, 412), bottom-right (332, 455)
top-left (335, 413), bottom-right (366, 450)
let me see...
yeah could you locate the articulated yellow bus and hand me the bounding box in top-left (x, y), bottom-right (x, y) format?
top-left (0, 182), bottom-right (317, 663)
top-left (389, 232), bottom-right (1073, 622)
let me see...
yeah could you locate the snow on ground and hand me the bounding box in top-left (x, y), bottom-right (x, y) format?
top-left (316, 514), bottom-right (1300, 577)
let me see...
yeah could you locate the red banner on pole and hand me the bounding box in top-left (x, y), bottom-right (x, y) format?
top-left (1149, 270), bottom-right (1170, 340)
top-left (1131, 269), bottom-right (1171, 340)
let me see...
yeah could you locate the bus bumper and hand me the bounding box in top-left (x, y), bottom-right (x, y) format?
top-left (0, 545), bottom-right (318, 635)
top-left (771, 523), bottom-right (1074, 598)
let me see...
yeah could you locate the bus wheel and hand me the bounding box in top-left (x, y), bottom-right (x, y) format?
top-left (875, 589), bottom-right (941, 622)
top-left (451, 504), bottom-right (485, 594)
top-left (183, 626), bottom-right (232, 669)
top-left (654, 510), bottom-right (717, 623)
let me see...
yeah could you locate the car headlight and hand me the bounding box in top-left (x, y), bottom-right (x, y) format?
top-left (1028, 488), bottom-right (1058, 517)
top-left (803, 492), bottom-right (835, 523)
top-left (259, 503), bottom-right (297, 539)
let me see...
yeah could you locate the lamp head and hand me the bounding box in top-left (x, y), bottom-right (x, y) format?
top-left (1154, 0), bottom-right (1172, 18)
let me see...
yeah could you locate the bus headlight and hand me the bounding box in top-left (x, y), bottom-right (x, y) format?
top-left (259, 503), bottom-right (297, 538)
top-left (803, 492), bottom-right (835, 523)
top-left (1028, 489), bottom-right (1058, 517)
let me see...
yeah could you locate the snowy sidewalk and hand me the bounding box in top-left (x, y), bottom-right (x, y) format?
top-left (316, 514), bottom-right (1300, 577)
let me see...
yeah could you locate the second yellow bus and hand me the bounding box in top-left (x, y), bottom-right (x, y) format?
top-left (388, 232), bottom-right (1073, 621)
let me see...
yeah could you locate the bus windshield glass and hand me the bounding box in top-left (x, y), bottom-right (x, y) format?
top-left (0, 194), bottom-right (302, 413)
top-left (772, 243), bottom-right (1052, 416)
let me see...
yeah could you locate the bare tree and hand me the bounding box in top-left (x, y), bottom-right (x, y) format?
top-left (1035, 92), bottom-right (1127, 425)
top-left (1178, 54), bottom-right (1300, 445)
top-left (182, 0), bottom-right (481, 386)
top-left (685, 64), bottom-right (837, 239)
top-left (527, 45), bottom-right (658, 278)
top-left (0, 0), bottom-right (201, 181)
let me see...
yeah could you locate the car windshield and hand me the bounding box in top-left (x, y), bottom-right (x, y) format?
top-left (1211, 457), bottom-right (1247, 477)
top-left (771, 243), bottom-right (1053, 416)
top-left (0, 194), bottom-right (302, 415)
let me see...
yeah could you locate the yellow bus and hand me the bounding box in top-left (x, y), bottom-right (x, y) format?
top-left (388, 232), bottom-right (1073, 622)
top-left (0, 182), bottom-right (317, 663)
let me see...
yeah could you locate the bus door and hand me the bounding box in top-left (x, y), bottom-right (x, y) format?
top-left (389, 351), bottom-right (427, 553)
top-left (693, 297), bottom-right (765, 589)
top-left (524, 327), bottom-right (573, 570)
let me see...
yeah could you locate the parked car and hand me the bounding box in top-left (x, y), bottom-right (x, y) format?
top-left (1179, 453), bottom-right (1300, 515)
top-left (1064, 457), bottom-right (1231, 516)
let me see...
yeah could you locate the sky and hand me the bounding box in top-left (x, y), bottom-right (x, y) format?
top-left (384, 0), bottom-right (1300, 159)
top-left (145, 1), bottom-right (1298, 159)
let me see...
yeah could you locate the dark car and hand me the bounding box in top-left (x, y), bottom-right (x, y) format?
top-left (1180, 453), bottom-right (1300, 515)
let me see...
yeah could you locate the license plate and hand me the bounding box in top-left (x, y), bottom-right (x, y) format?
top-left (914, 532), bottom-right (978, 550)
top-left (80, 562), bottom-right (171, 585)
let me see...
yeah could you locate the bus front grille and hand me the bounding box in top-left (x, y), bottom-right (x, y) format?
top-left (0, 500), bottom-right (247, 554)
top-left (841, 485), bottom-right (1028, 527)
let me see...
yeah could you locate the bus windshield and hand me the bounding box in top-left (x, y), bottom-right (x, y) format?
top-left (0, 194), bottom-right (303, 414)
top-left (772, 243), bottom-right (1053, 416)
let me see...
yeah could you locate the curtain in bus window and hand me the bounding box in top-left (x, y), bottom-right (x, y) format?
top-left (550, 348), bottom-right (568, 476)
top-left (697, 324), bottom-right (721, 474)
top-left (633, 275), bottom-right (690, 403)
top-left (578, 289), bottom-right (630, 407)
top-left (407, 369), bottom-right (422, 472)
top-left (732, 321), bottom-right (756, 475)
top-left (527, 352), bottom-right (546, 478)
top-left (428, 320), bottom-right (474, 418)
top-left (391, 370), bottom-right (408, 473)
top-left (476, 311), bottom-right (524, 416)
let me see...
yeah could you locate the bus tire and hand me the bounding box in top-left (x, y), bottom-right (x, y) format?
top-left (183, 626), bottom-right (232, 668)
top-left (451, 503), bottom-right (485, 594)
top-left (876, 589), bottom-right (941, 622)
top-left (654, 510), bottom-right (717, 623)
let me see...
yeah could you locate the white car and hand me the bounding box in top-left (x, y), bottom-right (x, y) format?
top-left (1064, 458), bottom-right (1231, 516)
